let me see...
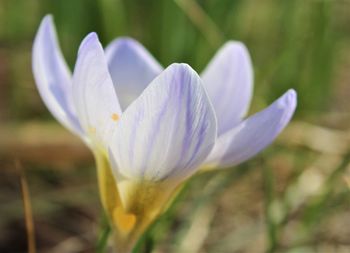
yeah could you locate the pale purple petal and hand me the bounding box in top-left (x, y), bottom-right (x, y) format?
top-left (201, 41), bottom-right (253, 135)
top-left (32, 15), bottom-right (83, 136)
top-left (105, 37), bottom-right (163, 110)
top-left (205, 89), bottom-right (297, 168)
top-left (73, 33), bottom-right (122, 150)
top-left (109, 63), bottom-right (217, 181)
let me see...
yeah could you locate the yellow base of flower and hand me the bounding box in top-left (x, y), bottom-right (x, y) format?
top-left (94, 152), bottom-right (179, 253)
top-left (113, 207), bottom-right (137, 234)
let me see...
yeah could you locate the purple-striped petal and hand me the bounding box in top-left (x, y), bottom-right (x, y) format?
top-left (205, 89), bottom-right (297, 168)
top-left (72, 33), bottom-right (122, 150)
top-left (201, 41), bottom-right (253, 135)
top-left (109, 63), bottom-right (217, 181)
top-left (32, 15), bottom-right (83, 137)
top-left (105, 37), bottom-right (163, 110)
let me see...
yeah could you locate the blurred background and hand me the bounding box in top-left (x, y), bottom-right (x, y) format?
top-left (1, 0), bottom-right (350, 252)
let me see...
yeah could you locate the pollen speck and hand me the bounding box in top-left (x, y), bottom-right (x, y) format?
top-left (111, 113), bottom-right (120, 121)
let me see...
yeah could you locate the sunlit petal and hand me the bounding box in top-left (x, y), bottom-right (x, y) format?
top-left (201, 41), bottom-right (253, 135)
top-left (72, 33), bottom-right (122, 150)
top-left (205, 89), bottom-right (297, 168)
top-left (32, 15), bottom-right (83, 136)
top-left (110, 63), bottom-right (217, 181)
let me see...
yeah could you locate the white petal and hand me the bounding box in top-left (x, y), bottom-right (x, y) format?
top-left (201, 41), bottom-right (253, 135)
top-left (105, 37), bottom-right (163, 110)
top-left (32, 15), bottom-right (83, 136)
top-left (110, 63), bottom-right (217, 181)
top-left (205, 89), bottom-right (297, 168)
top-left (72, 33), bottom-right (122, 151)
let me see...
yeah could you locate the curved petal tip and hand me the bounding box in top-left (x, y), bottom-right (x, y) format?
top-left (277, 89), bottom-right (297, 125)
top-left (42, 14), bottom-right (53, 25)
top-left (78, 32), bottom-right (100, 54)
top-left (111, 37), bottom-right (141, 48)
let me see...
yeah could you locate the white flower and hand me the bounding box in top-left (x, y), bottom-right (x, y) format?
top-left (32, 15), bottom-right (297, 251)
top-left (33, 15), bottom-right (297, 173)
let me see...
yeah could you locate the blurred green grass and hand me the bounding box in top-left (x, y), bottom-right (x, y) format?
top-left (1, 0), bottom-right (350, 252)
top-left (1, 0), bottom-right (350, 122)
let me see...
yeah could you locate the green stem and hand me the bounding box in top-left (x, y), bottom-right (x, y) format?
top-left (96, 216), bottom-right (111, 253)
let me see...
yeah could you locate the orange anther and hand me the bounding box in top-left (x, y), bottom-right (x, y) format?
top-left (111, 113), bottom-right (120, 121)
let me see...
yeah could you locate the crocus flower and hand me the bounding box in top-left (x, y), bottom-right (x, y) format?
top-left (32, 15), bottom-right (296, 252)
top-left (103, 27), bottom-right (297, 171)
